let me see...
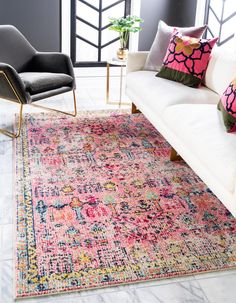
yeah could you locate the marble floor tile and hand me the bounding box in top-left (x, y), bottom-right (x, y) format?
top-left (93, 290), bottom-right (136, 303)
top-left (194, 268), bottom-right (236, 280)
top-left (133, 280), bottom-right (209, 303)
top-left (76, 77), bottom-right (106, 89)
top-left (0, 260), bottom-right (14, 303)
top-left (0, 153), bottom-right (13, 174)
top-left (0, 225), bottom-right (2, 261)
top-left (1, 224), bottom-right (13, 261)
top-left (126, 276), bottom-right (196, 289)
top-left (56, 289), bottom-right (136, 303)
top-left (197, 273), bottom-right (236, 303)
top-left (0, 195), bottom-right (13, 225)
top-left (0, 139), bottom-right (13, 156)
top-left (0, 173), bottom-right (13, 196)
top-left (67, 280), bottom-right (209, 303)
top-left (0, 262), bottom-right (2, 303)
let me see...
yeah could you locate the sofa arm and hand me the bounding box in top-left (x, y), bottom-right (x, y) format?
top-left (0, 63), bottom-right (29, 103)
top-left (126, 52), bottom-right (149, 74)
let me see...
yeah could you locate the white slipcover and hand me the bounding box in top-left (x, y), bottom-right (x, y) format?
top-left (163, 104), bottom-right (236, 194)
top-left (204, 49), bottom-right (236, 95)
top-left (126, 71), bottom-right (219, 116)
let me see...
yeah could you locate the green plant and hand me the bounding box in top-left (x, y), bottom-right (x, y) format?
top-left (109, 15), bottom-right (143, 49)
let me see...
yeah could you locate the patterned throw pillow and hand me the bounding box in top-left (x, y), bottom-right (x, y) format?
top-left (218, 78), bottom-right (236, 133)
top-left (157, 29), bottom-right (218, 88)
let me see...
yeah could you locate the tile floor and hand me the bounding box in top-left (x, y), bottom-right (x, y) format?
top-left (0, 73), bottom-right (236, 303)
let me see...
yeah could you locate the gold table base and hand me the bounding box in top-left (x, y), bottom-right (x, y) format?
top-left (106, 60), bottom-right (131, 107)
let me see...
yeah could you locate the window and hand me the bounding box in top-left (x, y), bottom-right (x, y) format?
top-left (204, 0), bottom-right (236, 48)
top-left (71, 0), bottom-right (131, 67)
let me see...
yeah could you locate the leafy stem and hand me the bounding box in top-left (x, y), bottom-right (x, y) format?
top-left (109, 15), bottom-right (144, 49)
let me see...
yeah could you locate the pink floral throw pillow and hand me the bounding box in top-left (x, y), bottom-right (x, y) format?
top-left (218, 78), bottom-right (236, 133)
top-left (157, 29), bottom-right (218, 88)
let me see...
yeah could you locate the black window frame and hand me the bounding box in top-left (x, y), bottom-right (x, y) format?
top-left (71, 0), bottom-right (131, 67)
top-left (204, 0), bottom-right (236, 46)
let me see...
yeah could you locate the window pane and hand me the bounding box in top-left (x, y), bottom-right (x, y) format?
top-left (102, 0), bottom-right (121, 9)
top-left (101, 40), bottom-right (120, 61)
top-left (205, 0), bottom-right (236, 47)
top-left (76, 20), bottom-right (98, 45)
top-left (84, 0), bottom-right (99, 9)
top-left (76, 40), bottom-right (98, 62)
top-left (209, 0), bottom-right (223, 19)
top-left (223, 0), bottom-right (236, 19)
top-left (77, 1), bottom-right (98, 27)
top-left (220, 16), bottom-right (236, 42)
top-left (102, 2), bottom-right (125, 28)
top-left (207, 10), bottom-right (221, 38)
top-left (102, 28), bottom-right (119, 46)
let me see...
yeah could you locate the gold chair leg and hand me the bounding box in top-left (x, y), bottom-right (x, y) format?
top-left (30, 89), bottom-right (77, 117)
top-left (0, 102), bottom-right (23, 138)
top-left (170, 147), bottom-right (182, 161)
top-left (0, 71), bottom-right (24, 138)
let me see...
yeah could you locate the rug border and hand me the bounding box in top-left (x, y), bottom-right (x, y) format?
top-left (15, 266), bottom-right (236, 300)
top-left (13, 110), bottom-right (236, 300)
top-left (13, 113), bottom-right (18, 300)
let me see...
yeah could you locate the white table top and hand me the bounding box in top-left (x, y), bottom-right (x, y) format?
top-left (107, 58), bottom-right (127, 66)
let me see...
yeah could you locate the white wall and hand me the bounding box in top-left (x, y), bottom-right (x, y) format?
top-left (195, 0), bottom-right (205, 26)
top-left (61, 0), bottom-right (71, 56)
top-left (139, 0), bottom-right (197, 51)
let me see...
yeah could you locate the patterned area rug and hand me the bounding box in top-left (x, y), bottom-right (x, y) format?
top-left (15, 111), bottom-right (236, 298)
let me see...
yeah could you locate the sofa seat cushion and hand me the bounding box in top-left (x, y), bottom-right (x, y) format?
top-left (19, 72), bottom-right (73, 95)
top-left (126, 71), bottom-right (219, 116)
top-left (163, 104), bottom-right (236, 193)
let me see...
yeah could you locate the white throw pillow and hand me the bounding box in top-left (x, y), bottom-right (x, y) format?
top-left (204, 48), bottom-right (236, 95)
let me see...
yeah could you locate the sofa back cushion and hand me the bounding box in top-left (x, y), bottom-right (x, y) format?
top-left (204, 49), bottom-right (236, 95)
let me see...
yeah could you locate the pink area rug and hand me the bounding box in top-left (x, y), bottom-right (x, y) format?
top-left (15, 111), bottom-right (236, 298)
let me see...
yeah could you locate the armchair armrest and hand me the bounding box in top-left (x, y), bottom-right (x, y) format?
top-left (0, 63), bottom-right (29, 103)
top-left (27, 52), bottom-right (75, 88)
top-left (126, 52), bottom-right (149, 74)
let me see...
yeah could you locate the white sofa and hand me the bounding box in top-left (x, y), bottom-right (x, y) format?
top-left (126, 49), bottom-right (236, 217)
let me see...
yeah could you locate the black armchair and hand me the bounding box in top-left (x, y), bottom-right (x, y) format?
top-left (0, 25), bottom-right (77, 138)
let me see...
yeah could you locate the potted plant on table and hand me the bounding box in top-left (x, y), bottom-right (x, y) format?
top-left (109, 15), bottom-right (143, 60)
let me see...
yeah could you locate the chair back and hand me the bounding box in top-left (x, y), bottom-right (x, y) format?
top-left (0, 25), bottom-right (36, 72)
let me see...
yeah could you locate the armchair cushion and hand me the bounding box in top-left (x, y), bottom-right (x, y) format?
top-left (26, 52), bottom-right (76, 89)
top-left (19, 72), bottom-right (73, 95)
